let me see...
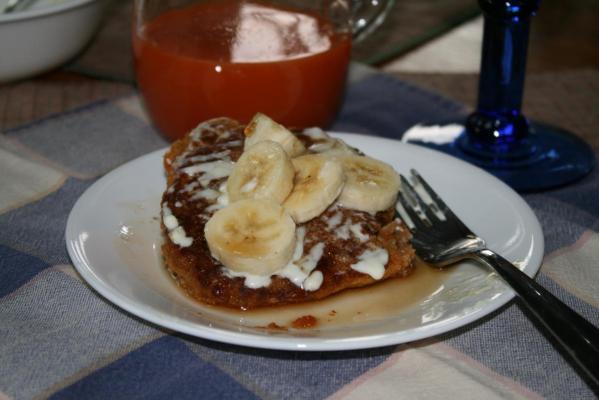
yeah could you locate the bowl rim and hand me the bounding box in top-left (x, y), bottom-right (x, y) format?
top-left (0, 0), bottom-right (101, 23)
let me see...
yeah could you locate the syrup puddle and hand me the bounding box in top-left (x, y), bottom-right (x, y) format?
top-left (115, 212), bottom-right (451, 333)
top-left (220, 260), bottom-right (449, 329)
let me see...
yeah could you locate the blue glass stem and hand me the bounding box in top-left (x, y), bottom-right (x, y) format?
top-left (407, 0), bottom-right (595, 191)
top-left (464, 1), bottom-right (539, 154)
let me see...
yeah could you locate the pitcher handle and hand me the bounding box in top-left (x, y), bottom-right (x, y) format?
top-left (351, 0), bottom-right (395, 42)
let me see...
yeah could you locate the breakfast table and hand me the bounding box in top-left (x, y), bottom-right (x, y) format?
top-left (1, 1), bottom-right (598, 399)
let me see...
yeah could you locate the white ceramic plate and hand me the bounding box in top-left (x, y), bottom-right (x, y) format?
top-left (65, 133), bottom-right (544, 351)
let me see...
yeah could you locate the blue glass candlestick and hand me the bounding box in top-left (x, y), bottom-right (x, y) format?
top-left (408, 0), bottom-right (595, 191)
top-left (462, 0), bottom-right (535, 156)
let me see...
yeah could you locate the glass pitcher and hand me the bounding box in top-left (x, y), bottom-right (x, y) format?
top-left (132, 0), bottom-right (394, 140)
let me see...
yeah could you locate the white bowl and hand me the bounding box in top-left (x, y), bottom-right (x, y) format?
top-left (0, 0), bottom-right (107, 83)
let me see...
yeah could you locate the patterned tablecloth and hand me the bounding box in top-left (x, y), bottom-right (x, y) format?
top-left (1, 65), bottom-right (598, 399)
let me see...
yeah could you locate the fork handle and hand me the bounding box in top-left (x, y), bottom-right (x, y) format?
top-left (474, 249), bottom-right (599, 387)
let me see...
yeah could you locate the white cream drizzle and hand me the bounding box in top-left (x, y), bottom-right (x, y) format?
top-left (292, 226), bottom-right (306, 259)
top-left (169, 227), bottom-right (193, 248)
top-left (349, 223), bottom-right (369, 242)
top-left (182, 181), bottom-right (200, 193)
top-left (325, 212), bottom-right (343, 230)
top-left (188, 121), bottom-right (223, 142)
top-left (277, 263), bottom-right (306, 287)
top-left (216, 128), bottom-right (233, 140)
top-left (175, 123), bottom-right (236, 171)
top-left (186, 150), bottom-right (231, 164)
top-left (299, 243), bottom-right (325, 274)
top-left (163, 214), bottom-right (178, 230)
top-left (205, 182), bottom-right (230, 213)
top-left (270, 228), bottom-right (308, 285)
top-left (351, 248), bottom-right (388, 280)
top-left (182, 159), bottom-right (233, 180)
top-left (277, 240), bottom-right (324, 291)
top-left (303, 271), bottom-right (324, 291)
top-left (162, 205), bottom-right (193, 247)
top-left (220, 140), bottom-right (243, 148)
top-left (222, 268), bottom-right (272, 289)
top-left (335, 223), bottom-right (350, 240)
top-left (332, 219), bottom-right (369, 242)
top-left (190, 188), bottom-right (220, 201)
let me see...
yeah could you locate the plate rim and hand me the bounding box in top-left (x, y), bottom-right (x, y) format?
top-left (65, 132), bottom-right (544, 351)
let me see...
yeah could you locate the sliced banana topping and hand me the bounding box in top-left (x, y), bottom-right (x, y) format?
top-left (204, 199), bottom-right (297, 275)
top-left (201, 115), bottom-right (403, 288)
top-left (227, 140), bottom-right (294, 204)
top-left (337, 155), bottom-right (401, 214)
top-left (244, 113), bottom-right (305, 157)
top-left (283, 154), bottom-right (345, 223)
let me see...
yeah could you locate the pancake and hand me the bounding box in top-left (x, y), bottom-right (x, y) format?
top-left (161, 117), bottom-right (415, 309)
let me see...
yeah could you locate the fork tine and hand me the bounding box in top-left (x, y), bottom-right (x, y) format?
top-left (399, 175), bottom-right (430, 230)
top-left (409, 169), bottom-right (471, 231)
top-left (399, 193), bottom-right (427, 232)
top-left (400, 174), bottom-right (439, 224)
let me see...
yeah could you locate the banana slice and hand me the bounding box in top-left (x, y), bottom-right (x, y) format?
top-left (205, 199), bottom-right (296, 275)
top-left (283, 154), bottom-right (345, 223)
top-left (227, 140), bottom-right (294, 203)
top-left (337, 155), bottom-right (400, 213)
top-left (244, 113), bottom-right (305, 157)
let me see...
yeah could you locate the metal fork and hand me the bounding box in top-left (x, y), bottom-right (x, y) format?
top-left (397, 169), bottom-right (599, 388)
